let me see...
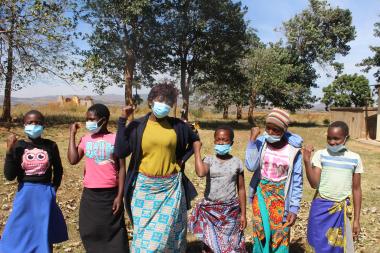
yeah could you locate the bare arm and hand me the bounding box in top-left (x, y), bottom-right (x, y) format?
top-left (193, 141), bottom-right (209, 177)
top-left (113, 158), bottom-right (126, 215)
top-left (67, 122), bottom-right (84, 165)
top-left (352, 173), bottom-right (362, 239)
top-left (303, 145), bottom-right (321, 189)
top-left (245, 127), bottom-right (261, 172)
top-left (238, 172), bottom-right (247, 230)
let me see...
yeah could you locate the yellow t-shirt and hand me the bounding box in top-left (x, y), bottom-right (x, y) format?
top-left (139, 119), bottom-right (180, 176)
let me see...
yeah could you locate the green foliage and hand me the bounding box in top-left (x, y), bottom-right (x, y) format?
top-left (162, 0), bottom-right (248, 119)
top-left (242, 42), bottom-right (317, 112)
top-left (283, 0), bottom-right (356, 66)
top-left (358, 20), bottom-right (380, 82)
top-left (190, 1), bottom-right (248, 115)
top-left (0, 0), bottom-right (76, 120)
top-left (73, 0), bottom-right (167, 94)
top-left (238, 0), bottom-right (356, 114)
top-left (0, 0), bottom-right (76, 86)
top-left (132, 94), bottom-right (144, 106)
top-left (189, 108), bottom-right (203, 119)
top-left (322, 74), bottom-right (373, 109)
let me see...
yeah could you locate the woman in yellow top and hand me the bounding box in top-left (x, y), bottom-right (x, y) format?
top-left (115, 82), bottom-right (200, 252)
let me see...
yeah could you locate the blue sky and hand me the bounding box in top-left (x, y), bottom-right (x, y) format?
top-left (13, 0), bottom-right (380, 100)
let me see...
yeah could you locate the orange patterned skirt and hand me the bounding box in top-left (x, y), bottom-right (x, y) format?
top-left (252, 179), bottom-right (289, 252)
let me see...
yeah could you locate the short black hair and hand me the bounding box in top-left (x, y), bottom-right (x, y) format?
top-left (329, 121), bottom-right (349, 136)
top-left (24, 110), bottom-right (45, 123)
top-left (87, 104), bottom-right (110, 120)
top-left (214, 125), bottom-right (234, 141)
top-left (148, 82), bottom-right (179, 106)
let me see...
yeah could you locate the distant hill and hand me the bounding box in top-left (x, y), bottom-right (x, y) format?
top-left (311, 103), bottom-right (327, 111)
top-left (0, 94), bottom-right (326, 111)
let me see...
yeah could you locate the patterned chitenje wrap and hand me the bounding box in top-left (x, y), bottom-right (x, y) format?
top-left (188, 198), bottom-right (246, 253)
top-left (131, 172), bottom-right (187, 252)
top-left (252, 179), bottom-right (290, 253)
top-left (306, 193), bottom-right (353, 253)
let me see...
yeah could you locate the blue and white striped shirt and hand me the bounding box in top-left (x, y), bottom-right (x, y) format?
top-left (312, 148), bottom-right (364, 201)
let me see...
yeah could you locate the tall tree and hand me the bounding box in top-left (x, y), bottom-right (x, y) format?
top-left (358, 19), bottom-right (380, 82)
top-left (322, 74), bottom-right (373, 109)
top-left (283, 0), bottom-right (356, 67)
top-left (75, 0), bottom-right (168, 108)
top-left (196, 65), bottom-right (248, 120)
top-left (163, 0), bottom-right (247, 120)
top-left (243, 43), bottom-right (317, 116)
top-left (0, 0), bottom-right (75, 121)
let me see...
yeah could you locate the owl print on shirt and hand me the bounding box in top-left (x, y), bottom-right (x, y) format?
top-left (21, 148), bottom-right (50, 175)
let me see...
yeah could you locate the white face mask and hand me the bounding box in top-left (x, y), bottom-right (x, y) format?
top-left (264, 131), bottom-right (283, 143)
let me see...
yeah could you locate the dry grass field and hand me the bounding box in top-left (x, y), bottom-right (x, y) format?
top-left (0, 104), bottom-right (379, 252)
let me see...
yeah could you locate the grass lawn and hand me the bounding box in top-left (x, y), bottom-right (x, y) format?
top-left (0, 108), bottom-right (379, 252)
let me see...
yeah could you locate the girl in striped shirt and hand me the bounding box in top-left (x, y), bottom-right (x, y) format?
top-left (303, 121), bottom-right (363, 253)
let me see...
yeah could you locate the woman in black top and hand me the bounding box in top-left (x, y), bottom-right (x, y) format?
top-left (115, 82), bottom-right (200, 252)
top-left (0, 110), bottom-right (68, 253)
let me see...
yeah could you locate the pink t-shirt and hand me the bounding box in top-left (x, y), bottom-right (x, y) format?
top-left (78, 133), bottom-right (118, 188)
top-left (261, 143), bottom-right (290, 182)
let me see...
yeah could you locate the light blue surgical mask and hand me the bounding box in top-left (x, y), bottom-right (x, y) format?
top-left (327, 137), bottom-right (347, 153)
top-left (86, 119), bottom-right (103, 134)
top-left (152, 102), bottom-right (171, 118)
top-left (264, 131), bottom-right (283, 143)
top-left (214, 144), bottom-right (232, 156)
top-left (24, 124), bottom-right (44, 139)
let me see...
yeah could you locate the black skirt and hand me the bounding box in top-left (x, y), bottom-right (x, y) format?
top-left (79, 187), bottom-right (129, 253)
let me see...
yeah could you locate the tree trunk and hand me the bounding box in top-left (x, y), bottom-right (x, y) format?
top-left (248, 88), bottom-right (257, 125)
top-left (236, 104), bottom-right (242, 120)
top-left (124, 49), bottom-right (135, 120)
top-left (223, 105), bottom-right (228, 119)
top-left (180, 57), bottom-right (190, 120)
top-left (1, 29), bottom-right (14, 122)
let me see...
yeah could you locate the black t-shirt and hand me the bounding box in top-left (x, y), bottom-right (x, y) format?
top-left (4, 138), bottom-right (63, 188)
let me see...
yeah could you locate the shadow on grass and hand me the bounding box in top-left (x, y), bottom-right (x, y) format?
top-left (290, 238), bottom-right (305, 253)
top-left (197, 118), bottom-right (327, 131)
top-left (187, 239), bottom-right (304, 252)
top-left (290, 121), bottom-right (326, 128)
top-left (198, 118), bottom-right (265, 131)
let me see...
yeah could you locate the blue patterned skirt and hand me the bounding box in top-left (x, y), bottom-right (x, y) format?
top-left (306, 195), bottom-right (354, 253)
top-left (131, 172), bottom-right (187, 253)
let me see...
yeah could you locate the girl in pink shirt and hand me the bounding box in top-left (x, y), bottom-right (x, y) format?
top-left (68, 104), bottom-right (128, 253)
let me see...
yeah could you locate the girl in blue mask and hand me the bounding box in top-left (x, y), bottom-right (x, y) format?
top-left (1, 110), bottom-right (68, 253)
top-left (190, 125), bottom-right (247, 252)
top-left (114, 82), bottom-right (200, 252)
top-left (303, 121), bottom-right (363, 253)
top-left (68, 103), bottom-right (129, 253)
top-left (245, 108), bottom-right (303, 253)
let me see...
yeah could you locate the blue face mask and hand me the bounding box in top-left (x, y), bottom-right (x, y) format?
top-left (152, 102), bottom-right (171, 118)
top-left (327, 137), bottom-right (347, 153)
top-left (214, 144), bottom-right (232, 156)
top-left (327, 144), bottom-right (346, 153)
top-left (24, 124), bottom-right (44, 139)
top-left (264, 132), bottom-right (283, 143)
top-left (86, 119), bottom-right (103, 134)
